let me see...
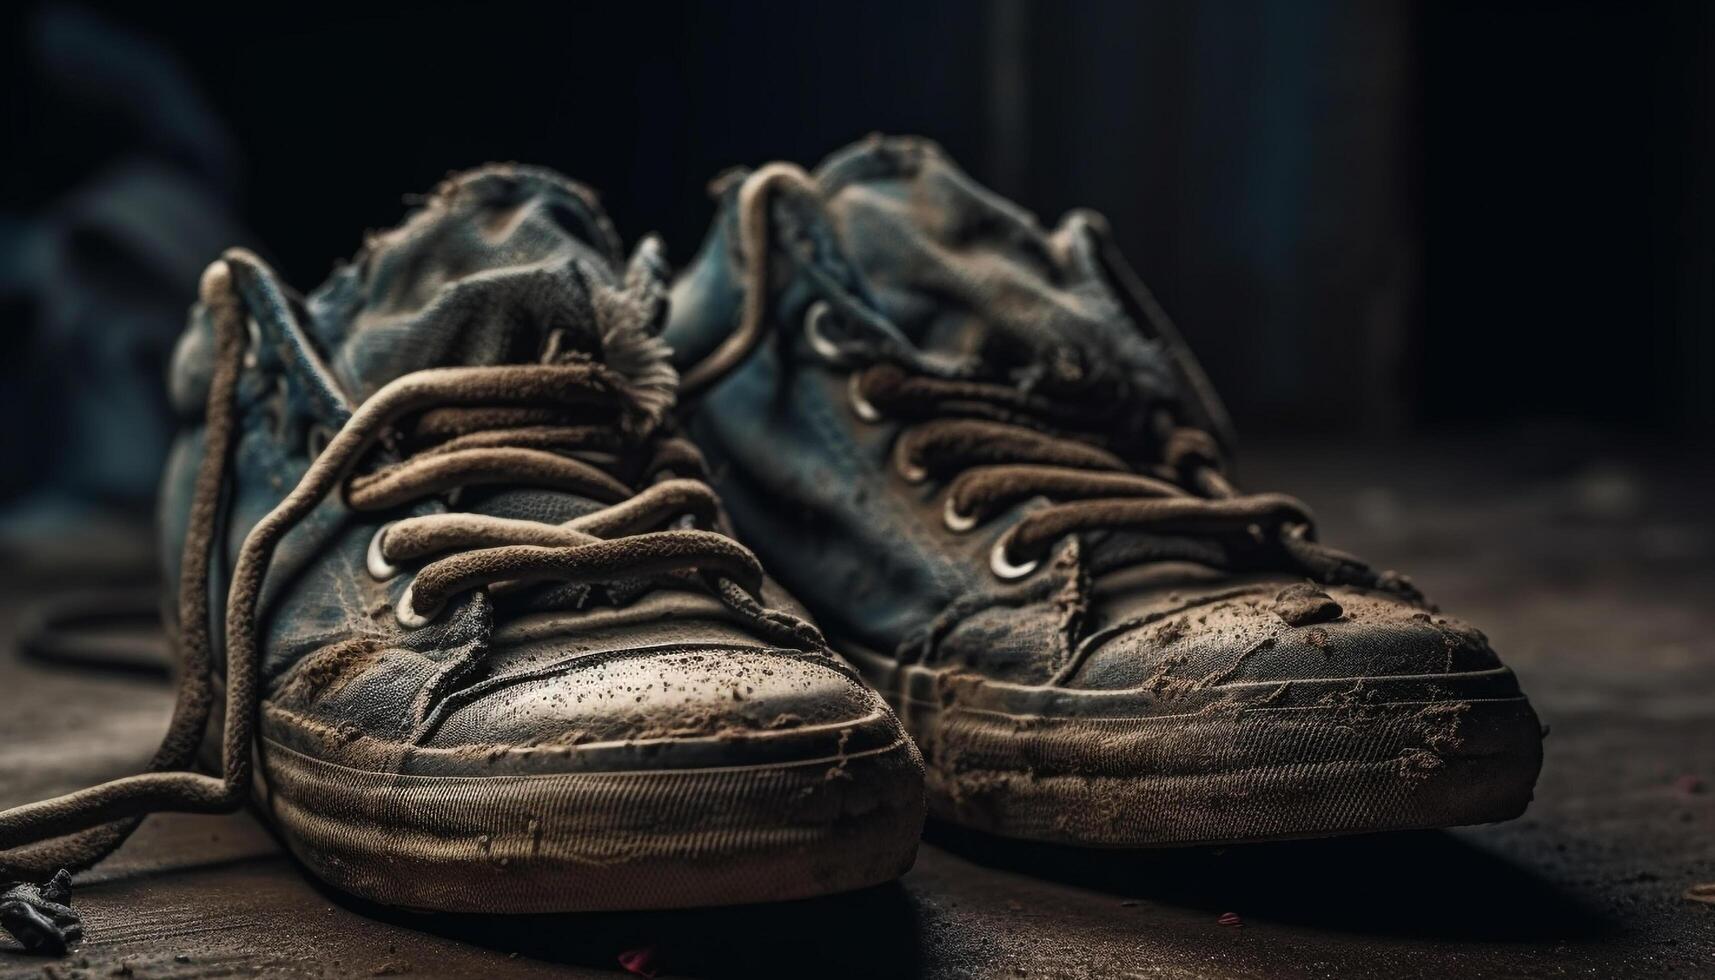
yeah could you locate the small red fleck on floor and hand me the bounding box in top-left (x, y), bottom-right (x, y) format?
top-left (617, 947), bottom-right (658, 977)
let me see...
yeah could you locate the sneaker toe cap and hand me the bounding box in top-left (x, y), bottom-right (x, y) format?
top-left (1069, 580), bottom-right (1511, 693)
top-left (417, 644), bottom-right (904, 769)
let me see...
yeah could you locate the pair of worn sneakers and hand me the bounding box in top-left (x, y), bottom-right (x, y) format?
top-left (1, 137), bottom-right (1543, 916)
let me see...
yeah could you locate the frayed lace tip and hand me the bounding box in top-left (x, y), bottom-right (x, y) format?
top-left (0, 869), bottom-right (82, 955)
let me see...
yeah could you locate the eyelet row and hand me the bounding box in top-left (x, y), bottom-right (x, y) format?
top-left (820, 307), bottom-right (1040, 583)
top-left (988, 535), bottom-right (1040, 580)
top-left (244, 318), bottom-right (338, 464)
top-left (892, 440), bottom-right (928, 484)
top-left (942, 496), bottom-right (978, 533)
top-left (306, 424), bottom-right (334, 461)
top-left (243, 317), bottom-right (263, 370)
top-left (394, 582), bottom-right (439, 629)
top-left (367, 522), bottom-right (441, 628)
top-left (847, 373), bottom-right (882, 423)
top-left (366, 522), bottom-right (399, 580)
top-left (803, 302), bottom-right (850, 366)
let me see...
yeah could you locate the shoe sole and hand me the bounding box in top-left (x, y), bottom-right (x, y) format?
top-left (847, 647), bottom-right (1543, 847)
top-left (250, 711), bottom-right (925, 912)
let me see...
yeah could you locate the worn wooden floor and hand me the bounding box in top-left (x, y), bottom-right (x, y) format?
top-left (2, 431), bottom-right (1711, 978)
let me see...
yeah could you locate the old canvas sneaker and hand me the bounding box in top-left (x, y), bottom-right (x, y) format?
top-left (0, 165), bottom-right (924, 911)
top-left (664, 136), bottom-right (1544, 846)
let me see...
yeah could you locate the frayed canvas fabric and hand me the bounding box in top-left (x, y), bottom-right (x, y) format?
top-left (307, 165), bottom-right (678, 426)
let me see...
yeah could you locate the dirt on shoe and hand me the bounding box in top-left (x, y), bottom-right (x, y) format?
top-left (0, 165), bottom-right (924, 914)
top-left (663, 135), bottom-right (1543, 847)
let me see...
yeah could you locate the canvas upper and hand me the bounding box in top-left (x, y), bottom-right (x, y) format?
top-left (155, 165), bottom-right (897, 774)
top-left (659, 136), bottom-right (1543, 848)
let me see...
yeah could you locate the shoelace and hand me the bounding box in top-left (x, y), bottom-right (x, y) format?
top-left (678, 162), bottom-right (1419, 598)
top-left (0, 253), bottom-right (818, 888)
top-left (845, 361), bottom-right (1404, 589)
top-left (355, 383), bottom-right (766, 628)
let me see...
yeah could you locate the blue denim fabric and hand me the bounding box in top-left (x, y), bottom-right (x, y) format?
top-left (664, 137), bottom-right (1518, 699)
top-left (666, 137), bottom-right (1194, 676)
top-left (160, 166), bottom-right (666, 689)
top-left (304, 167), bottom-right (631, 401)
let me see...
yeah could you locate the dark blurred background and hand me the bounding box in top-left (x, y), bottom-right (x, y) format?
top-left (2, 0), bottom-right (1711, 535)
top-left (3, 8), bottom-right (1714, 974)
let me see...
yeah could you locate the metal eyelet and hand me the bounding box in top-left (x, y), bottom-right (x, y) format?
top-left (243, 317), bottom-right (263, 370)
top-left (848, 372), bottom-right (882, 423)
top-left (989, 535), bottom-right (1040, 580)
top-left (306, 423), bottom-right (334, 461)
top-left (366, 522), bottom-right (399, 581)
top-left (802, 302), bottom-right (849, 365)
top-left (942, 496), bottom-right (978, 533)
top-left (893, 440), bottom-right (928, 484)
top-left (395, 580), bottom-right (440, 629)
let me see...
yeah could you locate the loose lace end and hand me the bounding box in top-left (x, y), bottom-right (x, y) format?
top-left (0, 869), bottom-right (82, 955)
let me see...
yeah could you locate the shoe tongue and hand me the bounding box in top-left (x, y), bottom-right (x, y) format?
top-left (807, 137), bottom-right (1180, 405)
top-left (304, 164), bottom-right (666, 404)
top-left (303, 165), bottom-right (676, 526)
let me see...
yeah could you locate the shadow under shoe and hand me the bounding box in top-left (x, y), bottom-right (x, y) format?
top-left (924, 821), bottom-right (1610, 945)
